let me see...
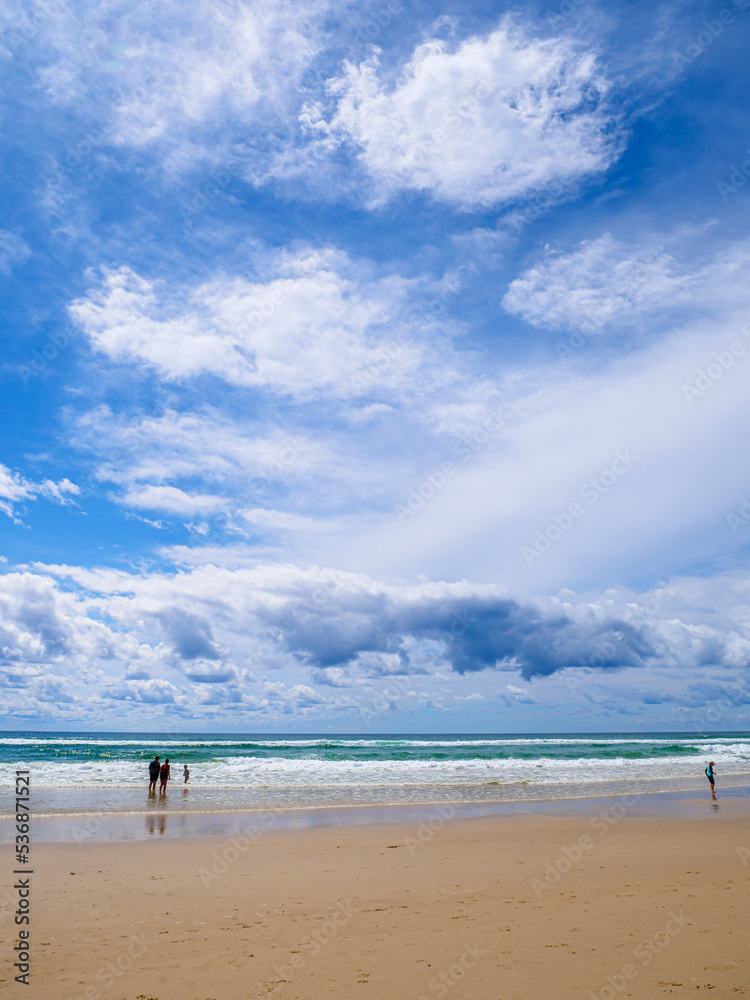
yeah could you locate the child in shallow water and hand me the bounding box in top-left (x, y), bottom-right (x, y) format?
top-left (183, 764), bottom-right (190, 783)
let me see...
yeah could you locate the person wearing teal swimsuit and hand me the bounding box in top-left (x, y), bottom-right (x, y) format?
top-left (705, 761), bottom-right (716, 800)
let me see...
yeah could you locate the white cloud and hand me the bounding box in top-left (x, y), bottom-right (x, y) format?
top-left (69, 404), bottom-right (381, 531)
top-left (107, 678), bottom-right (181, 704)
top-left (0, 229), bottom-right (30, 274)
top-left (503, 234), bottom-right (750, 334)
top-left (24, 0), bottom-right (331, 160)
top-left (310, 666), bottom-right (355, 687)
top-left (240, 508), bottom-right (331, 532)
top-left (108, 3), bottom-right (320, 150)
top-left (74, 407), bottom-right (322, 490)
top-left (308, 19), bottom-right (617, 207)
top-left (69, 250), bottom-right (429, 397)
top-left (64, 232), bottom-right (750, 592)
top-left (119, 485), bottom-right (227, 516)
top-left (0, 559), bottom-right (747, 730)
top-left (0, 570), bottom-right (118, 667)
top-left (0, 467), bottom-right (35, 515)
top-left (0, 464), bottom-right (80, 521)
top-left (341, 257), bottom-right (750, 595)
top-left (505, 683), bottom-right (538, 704)
top-left (36, 478), bottom-right (82, 503)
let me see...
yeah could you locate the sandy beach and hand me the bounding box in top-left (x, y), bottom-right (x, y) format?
top-left (5, 800), bottom-right (750, 1000)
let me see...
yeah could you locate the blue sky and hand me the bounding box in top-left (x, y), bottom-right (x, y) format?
top-left (2, 0), bottom-right (750, 732)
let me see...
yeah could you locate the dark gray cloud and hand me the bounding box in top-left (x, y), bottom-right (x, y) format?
top-left (682, 680), bottom-right (750, 708)
top-left (156, 607), bottom-right (221, 660)
top-left (0, 666), bottom-right (38, 688)
top-left (266, 592), bottom-right (665, 680)
top-left (183, 667), bottom-right (236, 683)
top-left (271, 591), bottom-right (391, 668)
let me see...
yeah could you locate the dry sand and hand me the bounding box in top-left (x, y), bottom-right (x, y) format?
top-left (5, 801), bottom-right (750, 1000)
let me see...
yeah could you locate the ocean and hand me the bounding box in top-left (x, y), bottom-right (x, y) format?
top-left (1, 731), bottom-right (749, 820)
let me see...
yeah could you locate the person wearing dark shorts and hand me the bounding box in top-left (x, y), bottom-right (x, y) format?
top-left (148, 755), bottom-right (160, 795)
top-left (705, 761), bottom-right (716, 800)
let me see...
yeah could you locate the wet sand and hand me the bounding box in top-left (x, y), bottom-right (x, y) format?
top-left (5, 801), bottom-right (750, 1000)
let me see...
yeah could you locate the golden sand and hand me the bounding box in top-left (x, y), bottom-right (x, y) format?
top-left (7, 803), bottom-right (750, 1000)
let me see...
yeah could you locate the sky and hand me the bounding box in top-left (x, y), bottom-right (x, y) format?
top-left (1, 0), bottom-right (750, 733)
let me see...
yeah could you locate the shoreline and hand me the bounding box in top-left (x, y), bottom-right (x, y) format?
top-left (4, 783), bottom-right (749, 843)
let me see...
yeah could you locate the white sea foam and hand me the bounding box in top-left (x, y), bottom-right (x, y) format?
top-left (2, 746), bottom-right (749, 791)
top-left (1, 735), bottom-right (744, 748)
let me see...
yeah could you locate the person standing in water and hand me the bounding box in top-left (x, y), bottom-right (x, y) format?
top-left (705, 760), bottom-right (716, 800)
top-left (159, 757), bottom-right (171, 795)
top-left (183, 763), bottom-right (190, 783)
top-left (148, 755), bottom-right (160, 795)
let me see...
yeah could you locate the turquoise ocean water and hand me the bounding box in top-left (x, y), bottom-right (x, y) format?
top-left (1, 731), bottom-right (748, 818)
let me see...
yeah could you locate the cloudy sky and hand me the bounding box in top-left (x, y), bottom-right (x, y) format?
top-left (2, 0), bottom-right (750, 732)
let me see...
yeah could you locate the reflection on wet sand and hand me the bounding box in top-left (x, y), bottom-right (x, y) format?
top-left (146, 813), bottom-right (168, 836)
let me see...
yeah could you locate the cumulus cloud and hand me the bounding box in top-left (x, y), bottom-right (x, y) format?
top-left (2, 558), bottom-right (750, 725)
top-left (310, 666), bottom-right (355, 687)
top-left (308, 20), bottom-right (618, 207)
top-left (155, 607), bottom-right (222, 661)
top-left (10, 1), bottom-right (624, 208)
top-left (504, 684), bottom-right (538, 704)
top-left (0, 571), bottom-right (116, 670)
top-left (106, 678), bottom-right (180, 704)
top-left (503, 234), bottom-right (750, 334)
top-left (69, 250), bottom-right (430, 397)
top-left (264, 581), bottom-right (664, 679)
top-left (33, 560), bottom-right (750, 681)
top-left (0, 463), bottom-right (80, 521)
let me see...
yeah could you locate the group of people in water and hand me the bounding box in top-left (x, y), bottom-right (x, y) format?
top-left (145, 754), bottom-right (720, 801)
top-left (148, 755), bottom-right (190, 796)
